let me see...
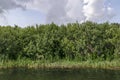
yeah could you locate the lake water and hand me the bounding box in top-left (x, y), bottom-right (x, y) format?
top-left (0, 68), bottom-right (120, 80)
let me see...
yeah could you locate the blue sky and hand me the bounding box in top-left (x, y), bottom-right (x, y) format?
top-left (0, 0), bottom-right (120, 27)
top-left (6, 9), bottom-right (46, 26)
top-left (109, 0), bottom-right (120, 23)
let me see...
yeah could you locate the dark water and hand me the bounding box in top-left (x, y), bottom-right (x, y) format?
top-left (0, 68), bottom-right (120, 80)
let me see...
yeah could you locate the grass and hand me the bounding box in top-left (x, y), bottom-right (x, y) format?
top-left (0, 59), bottom-right (120, 70)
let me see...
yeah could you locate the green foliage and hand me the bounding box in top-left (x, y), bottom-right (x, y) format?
top-left (0, 22), bottom-right (120, 61)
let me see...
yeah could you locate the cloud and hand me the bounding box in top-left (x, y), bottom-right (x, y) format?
top-left (0, 0), bottom-right (115, 25)
top-left (25, 0), bottom-right (85, 24)
top-left (83, 0), bottom-right (115, 22)
top-left (46, 0), bottom-right (68, 24)
top-left (0, 0), bottom-right (31, 25)
top-left (24, 0), bottom-right (115, 24)
top-left (26, 0), bottom-right (50, 13)
top-left (66, 0), bottom-right (85, 23)
top-left (0, 0), bottom-right (26, 13)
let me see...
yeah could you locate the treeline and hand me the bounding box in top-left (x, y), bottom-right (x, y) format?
top-left (0, 21), bottom-right (120, 61)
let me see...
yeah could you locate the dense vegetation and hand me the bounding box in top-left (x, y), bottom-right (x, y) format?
top-left (0, 21), bottom-right (120, 62)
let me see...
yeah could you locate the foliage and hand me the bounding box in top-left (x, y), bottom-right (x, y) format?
top-left (0, 22), bottom-right (120, 61)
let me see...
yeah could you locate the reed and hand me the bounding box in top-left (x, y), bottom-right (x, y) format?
top-left (0, 59), bottom-right (120, 70)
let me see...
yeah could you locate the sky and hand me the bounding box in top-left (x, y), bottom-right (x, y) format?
top-left (0, 0), bottom-right (120, 27)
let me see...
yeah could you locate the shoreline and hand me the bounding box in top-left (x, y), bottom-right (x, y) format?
top-left (0, 60), bottom-right (120, 70)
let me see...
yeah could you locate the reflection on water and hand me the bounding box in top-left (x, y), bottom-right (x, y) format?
top-left (0, 68), bottom-right (120, 80)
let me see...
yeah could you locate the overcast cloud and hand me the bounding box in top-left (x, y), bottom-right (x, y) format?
top-left (0, 0), bottom-right (115, 25)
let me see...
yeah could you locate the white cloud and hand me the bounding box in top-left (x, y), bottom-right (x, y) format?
top-left (66, 0), bottom-right (85, 23)
top-left (25, 0), bottom-right (50, 13)
top-left (83, 0), bottom-right (115, 22)
top-left (0, 0), bottom-right (115, 25)
top-left (21, 0), bottom-right (115, 23)
top-left (0, 0), bottom-right (26, 13)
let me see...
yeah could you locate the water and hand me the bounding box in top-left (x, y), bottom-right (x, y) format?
top-left (0, 68), bottom-right (120, 80)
